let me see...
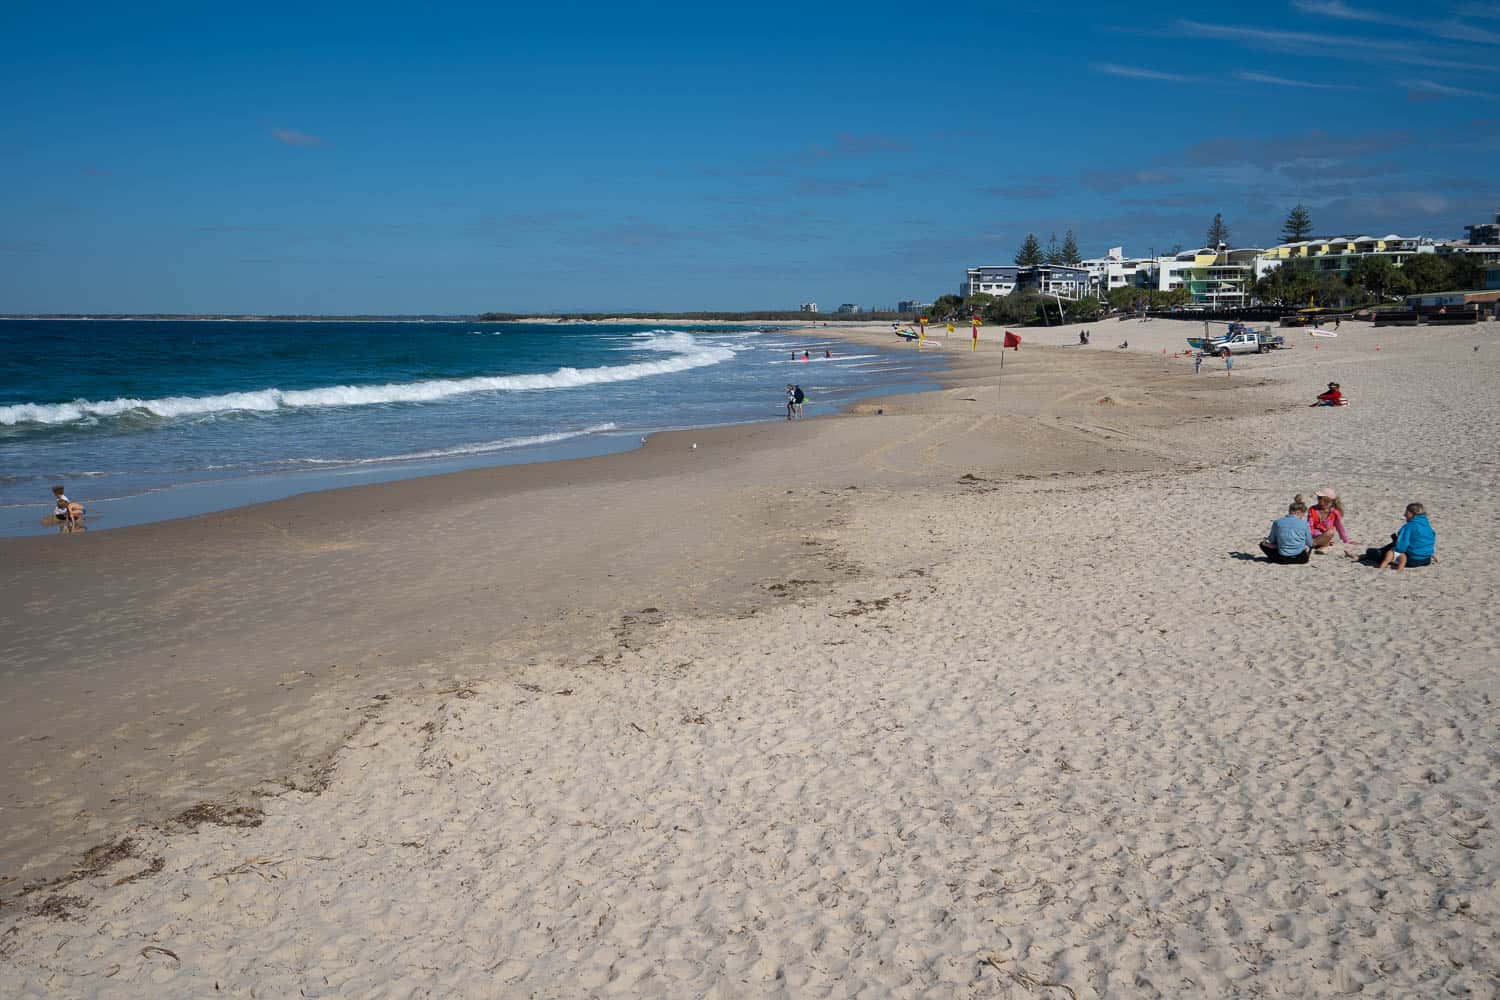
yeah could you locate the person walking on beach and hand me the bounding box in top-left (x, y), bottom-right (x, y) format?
top-left (1225, 353), bottom-right (1233, 376)
top-left (1194, 352), bottom-right (1203, 374)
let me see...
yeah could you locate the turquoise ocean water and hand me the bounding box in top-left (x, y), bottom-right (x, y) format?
top-left (0, 320), bottom-right (941, 535)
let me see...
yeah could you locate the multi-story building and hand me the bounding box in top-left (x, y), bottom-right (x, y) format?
top-left (1464, 208), bottom-right (1499, 246)
top-left (1017, 264), bottom-right (1091, 300)
top-left (1260, 234), bottom-right (1435, 277)
top-left (1155, 246), bottom-right (1263, 307)
top-left (1443, 210), bottom-right (1500, 289)
top-left (963, 264), bottom-right (1091, 301)
top-left (963, 265), bottom-right (1019, 297)
top-left (834, 303), bottom-right (862, 314)
top-left (1080, 247), bottom-right (1157, 296)
top-left (897, 299), bottom-right (930, 313)
top-left (799, 301), bottom-right (819, 313)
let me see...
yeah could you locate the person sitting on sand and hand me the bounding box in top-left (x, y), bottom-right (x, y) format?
top-left (1351, 502), bottom-right (1436, 570)
top-left (1312, 382), bottom-right (1344, 407)
top-left (52, 485), bottom-right (84, 533)
top-left (1259, 498), bottom-right (1314, 564)
top-left (1307, 489), bottom-right (1354, 553)
top-left (1118, 339), bottom-right (1128, 350)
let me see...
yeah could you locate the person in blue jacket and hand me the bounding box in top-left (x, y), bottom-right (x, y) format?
top-left (1354, 502), bottom-right (1436, 570)
top-left (1259, 498), bottom-right (1314, 564)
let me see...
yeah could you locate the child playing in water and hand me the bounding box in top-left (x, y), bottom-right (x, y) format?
top-left (52, 485), bottom-right (84, 532)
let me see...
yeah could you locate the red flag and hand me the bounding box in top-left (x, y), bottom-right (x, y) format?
top-left (1003, 330), bottom-right (1022, 350)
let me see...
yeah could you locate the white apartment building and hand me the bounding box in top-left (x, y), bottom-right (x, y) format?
top-left (1155, 246), bottom-right (1264, 307)
top-left (1080, 247), bottom-right (1157, 296)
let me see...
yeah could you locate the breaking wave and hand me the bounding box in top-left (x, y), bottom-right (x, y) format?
top-left (0, 332), bottom-right (732, 427)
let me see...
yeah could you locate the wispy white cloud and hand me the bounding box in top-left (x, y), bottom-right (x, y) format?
top-left (1291, 1), bottom-right (1402, 26)
top-left (1234, 70), bottom-right (1359, 90)
top-left (1404, 78), bottom-right (1500, 100)
top-left (1090, 62), bottom-right (1196, 82)
top-left (271, 128), bottom-right (323, 147)
top-left (1174, 19), bottom-right (1467, 67)
top-left (1292, 0), bottom-right (1500, 44)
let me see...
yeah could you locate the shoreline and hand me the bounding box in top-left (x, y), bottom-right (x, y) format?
top-left (0, 319), bottom-right (1220, 883)
top-left (3, 317), bottom-right (1496, 997)
top-left (0, 322), bottom-right (936, 537)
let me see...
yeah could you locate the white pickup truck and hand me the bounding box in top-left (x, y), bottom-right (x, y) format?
top-left (1187, 327), bottom-right (1289, 356)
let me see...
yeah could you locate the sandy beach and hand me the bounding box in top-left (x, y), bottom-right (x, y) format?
top-left (2, 317), bottom-right (1497, 997)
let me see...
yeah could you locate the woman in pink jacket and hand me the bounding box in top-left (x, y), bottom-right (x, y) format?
top-left (1308, 488), bottom-right (1355, 552)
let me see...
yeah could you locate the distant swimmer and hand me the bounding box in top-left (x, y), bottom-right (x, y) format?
top-left (824, 349), bottom-right (831, 358)
top-left (802, 351), bottom-right (809, 361)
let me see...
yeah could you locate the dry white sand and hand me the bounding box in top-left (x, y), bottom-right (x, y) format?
top-left (2, 319), bottom-right (1497, 997)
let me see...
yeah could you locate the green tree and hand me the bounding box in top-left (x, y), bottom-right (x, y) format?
top-left (1350, 257), bottom-right (1398, 300)
top-left (1060, 230), bottom-right (1082, 266)
top-left (1064, 295), bottom-right (1103, 322)
top-left (1400, 254), bottom-right (1450, 294)
top-left (1107, 286), bottom-right (1149, 311)
top-left (930, 293), bottom-right (965, 317)
top-left (1044, 232), bottom-right (1062, 265)
top-left (1206, 213), bottom-right (1230, 249)
top-left (1280, 205), bottom-right (1314, 243)
top-left (1015, 234), bottom-right (1043, 266)
top-left (1254, 262), bottom-right (1318, 306)
top-left (1444, 253), bottom-right (1485, 291)
top-left (983, 292), bottom-right (1043, 326)
top-left (1311, 271), bottom-right (1350, 308)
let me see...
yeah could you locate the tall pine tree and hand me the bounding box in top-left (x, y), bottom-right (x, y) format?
top-left (1015, 233), bottom-right (1043, 266)
top-left (1206, 213), bottom-right (1230, 249)
top-left (1044, 232), bottom-right (1062, 265)
top-left (1060, 230), bottom-right (1082, 266)
top-left (1281, 204), bottom-right (1313, 243)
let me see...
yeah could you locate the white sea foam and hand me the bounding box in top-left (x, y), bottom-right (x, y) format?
top-left (0, 332), bottom-right (732, 427)
top-left (288, 422), bottom-right (619, 467)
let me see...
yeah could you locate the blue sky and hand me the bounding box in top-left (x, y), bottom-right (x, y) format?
top-left (3, 0), bottom-right (1497, 313)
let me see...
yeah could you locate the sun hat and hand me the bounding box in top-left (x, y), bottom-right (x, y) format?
top-left (1315, 488), bottom-right (1337, 499)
